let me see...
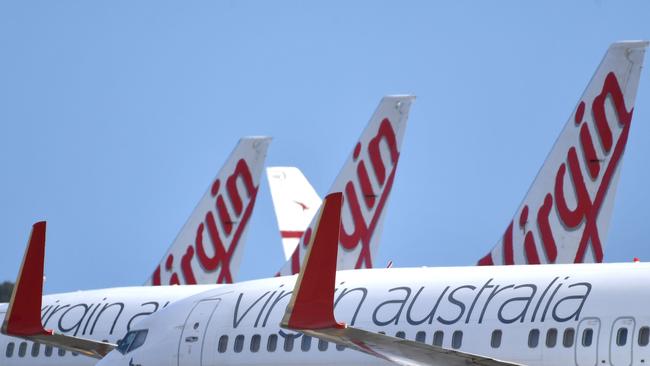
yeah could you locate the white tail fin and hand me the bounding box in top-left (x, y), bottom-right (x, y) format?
top-left (478, 41), bottom-right (648, 266)
top-left (266, 167), bottom-right (322, 260)
top-left (146, 137), bottom-right (271, 285)
top-left (276, 95), bottom-right (415, 276)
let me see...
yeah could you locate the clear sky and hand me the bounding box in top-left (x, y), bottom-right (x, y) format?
top-left (1, 1), bottom-right (649, 294)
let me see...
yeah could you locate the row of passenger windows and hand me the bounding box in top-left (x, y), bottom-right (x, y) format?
top-left (524, 326), bottom-right (650, 349)
top-left (215, 326), bottom-right (650, 354)
top-left (5, 341), bottom-right (84, 358)
top-left (217, 330), bottom-right (466, 354)
top-left (6, 326), bottom-right (650, 358)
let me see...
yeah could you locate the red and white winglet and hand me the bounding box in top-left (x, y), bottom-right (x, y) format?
top-left (281, 197), bottom-right (522, 366)
top-left (1, 222), bottom-right (115, 359)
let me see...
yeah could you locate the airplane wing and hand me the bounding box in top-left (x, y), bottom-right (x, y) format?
top-left (280, 193), bottom-right (523, 366)
top-left (266, 167), bottom-right (322, 260)
top-left (1, 222), bottom-right (116, 359)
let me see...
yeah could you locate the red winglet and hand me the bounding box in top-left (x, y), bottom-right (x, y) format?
top-left (1, 221), bottom-right (52, 336)
top-left (281, 192), bottom-right (345, 330)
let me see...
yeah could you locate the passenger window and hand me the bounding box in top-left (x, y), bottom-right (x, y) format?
top-left (301, 335), bottom-right (312, 351)
top-left (58, 347), bottom-right (66, 356)
top-left (6, 342), bottom-right (14, 358)
top-left (250, 335), bottom-right (261, 353)
top-left (416, 331), bottom-right (426, 343)
top-left (31, 343), bottom-right (40, 357)
top-left (491, 330), bottom-right (502, 348)
top-left (452, 331), bottom-right (463, 349)
top-left (528, 329), bottom-right (540, 348)
top-left (234, 335), bottom-right (244, 353)
top-left (45, 345), bottom-right (53, 357)
top-left (318, 339), bottom-right (328, 351)
top-left (546, 328), bottom-right (557, 348)
top-left (639, 327), bottom-right (650, 346)
top-left (563, 328), bottom-right (575, 347)
top-left (218, 335), bottom-right (228, 353)
top-left (582, 328), bottom-right (593, 347)
top-left (18, 342), bottom-right (27, 357)
top-left (395, 331), bottom-right (406, 339)
top-left (433, 331), bottom-right (444, 346)
top-left (284, 335), bottom-right (294, 352)
top-left (267, 334), bottom-right (278, 352)
top-left (617, 328), bottom-right (628, 346)
top-left (72, 352), bottom-right (79, 356)
top-left (336, 344), bottom-right (346, 351)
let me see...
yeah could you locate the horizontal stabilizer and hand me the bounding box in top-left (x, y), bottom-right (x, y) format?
top-left (1, 222), bottom-right (116, 359)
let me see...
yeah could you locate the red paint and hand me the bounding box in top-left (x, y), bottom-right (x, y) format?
top-left (579, 123), bottom-right (601, 179)
top-left (227, 160), bottom-right (256, 216)
top-left (338, 119), bottom-right (400, 270)
top-left (478, 73), bottom-right (632, 266)
top-left (180, 246), bottom-right (197, 284)
top-left (151, 266), bottom-right (161, 286)
top-left (555, 148), bottom-right (591, 228)
top-left (502, 222), bottom-right (514, 265)
top-left (285, 193), bottom-right (344, 330)
top-left (575, 101), bottom-right (585, 125)
top-left (477, 253), bottom-right (494, 266)
top-left (573, 73), bottom-right (633, 263)
top-left (537, 194), bottom-right (557, 263)
top-left (216, 196), bottom-right (233, 235)
top-left (283, 118), bottom-right (402, 274)
top-left (3, 222), bottom-right (53, 336)
top-left (519, 206), bottom-right (529, 228)
top-left (524, 233), bottom-right (540, 264)
top-left (357, 161), bottom-right (376, 208)
top-left (157, 158), bottom-right (260, 285)
top-left (210, 179), bottom-right (221, 197)
top-left (281, 231), bottom-right (304, 239)
top-left (293, 201), bottom-right (309, 211)
top-left (302, 228), bottom-right (312, 248)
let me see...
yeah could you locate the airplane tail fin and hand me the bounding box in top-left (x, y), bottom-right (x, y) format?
top-left (276, 95), bottom-right (415, 276)
top-left (478, 41), bottom-right (648, 265)
top-left (147, 137), bottom-right (272, 285)
top-left (266, 167), bottom-right (322, 260)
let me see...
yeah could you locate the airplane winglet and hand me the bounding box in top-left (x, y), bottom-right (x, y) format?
top-left (280, 197), bottom-right (523, 366)
top-left (1, 221), bottom-right (116, 359)
top-left (280, 192), bottom-right (345, 330)
top-left (2, 221), bottom-right (52, 336)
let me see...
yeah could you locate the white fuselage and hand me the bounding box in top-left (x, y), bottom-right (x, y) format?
top-left (97, 262), bottom-right (650, 366)
top-left (0, 285), bottom-right (217, 366)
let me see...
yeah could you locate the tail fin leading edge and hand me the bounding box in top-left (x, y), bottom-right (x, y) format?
top-left (479, 41), bottom-right (648, 265)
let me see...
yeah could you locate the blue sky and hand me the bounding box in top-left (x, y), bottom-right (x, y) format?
top-left (1, 1), bottom-right (649, 294)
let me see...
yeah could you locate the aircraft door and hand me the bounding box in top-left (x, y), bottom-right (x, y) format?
top-left (609, 317), bottom-right (635, 366)
top-left (177, 299), bottom-right (221, 366)
top-left (575, 317), bottom-right (600, 366)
